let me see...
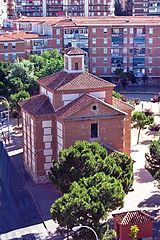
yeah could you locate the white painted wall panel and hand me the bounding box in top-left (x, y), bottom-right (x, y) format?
top-left (45, 156), bottom-right (52, 162)
top-left (57, 136), bottom-right (63, 145)
top-left (44, 149), bottom-right (53, 156)
top-left (45, 142), bottom-right (51, 149)
top-left (57, 128), bottom-right (63, 138)
top-left (89, 91), bottom-right (106, 99)
top-left (57, 121), bottom-right (62, 130)
top-left (44, 128), bottom-right (51, 135)
top-left (43, 135), bottom-right (52, 142)
top-left (44, 162), bottom-right (52, 170)
top-left (42, 120), bottom-right (52, 128)
top-left (62, 93), bottom-right (79, 101)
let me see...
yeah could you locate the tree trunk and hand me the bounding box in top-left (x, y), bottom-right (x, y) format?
top-left (137, 128), bottom-right (141, 144)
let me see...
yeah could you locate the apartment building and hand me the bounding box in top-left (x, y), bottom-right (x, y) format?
top-left (0, 31), bottom-right (54, 61)
top-left (12, 16), bottom-right (160, 85)
top-left (133, 0), bottom-right (160, 16)
top-left (21, 47), bottom-right (133, 183)
top-left (14, 0), bottom-right (114, 17)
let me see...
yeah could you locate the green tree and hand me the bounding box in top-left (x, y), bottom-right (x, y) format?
top-left (130, 225), bottom-right (139, 239)
top-left (29, 49), bottom-right (64, 78)
top-left (132, 111), bottom-right (154, 144)
top-left (49, 141), bottom-right (133, 194)
top-left (145, 140), bottom-right (160, 180)
top-left (8, 60), bottom-right (38, 95)
top-left (112, 90), bottom-right (123, 100)
top-left (50, 172), bottom-right (125, 239)
top-left (10, 90), bottom-right (30, 126)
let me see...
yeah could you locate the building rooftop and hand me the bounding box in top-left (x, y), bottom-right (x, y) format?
top-left (63, 47), bottom-right (85, 55)
top-left (13, 16), bottom-right (160, 26)
top-left (20, 94), bottom-right (54, 116)
top-left (0, 31), bottom-right (40, 41)
top-left (113, 210), bottom-right (153, 225)
top-left (56, 93), bottom-right (126, 120)
top-left (39, 71), bottom-right (115, 91)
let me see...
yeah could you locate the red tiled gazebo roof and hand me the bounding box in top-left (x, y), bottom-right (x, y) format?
top-left (113, 210), bottom-right (153, 226)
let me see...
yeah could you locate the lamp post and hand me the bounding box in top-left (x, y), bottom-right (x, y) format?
top-left (72, 225), bottom-right (98, 240)
top-left (0, 96), bottom-right (10, 143)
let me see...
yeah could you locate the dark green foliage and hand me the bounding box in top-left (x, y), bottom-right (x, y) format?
top-left (49, 141), bottom-right (133, 239)
top-left (112, 90), bottom-right (123, 100)
top-left (0, 50), bottom-right (64, 99)
top-left (145, 140), bottom-right (160, 180)
top-left (132, 111), bottom-right (154, 144)
top-left (50, 172), bottom-right (124, 238)
top-left (49, 141), bottom-right (133, 194)
top-left (10, 90), bottom-right (30, 126)
top-left (114, 0), bottom-right (127, 16)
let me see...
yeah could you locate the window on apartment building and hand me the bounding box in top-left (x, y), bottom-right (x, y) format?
top-left (12, 53), bottom-right (16, 61)
top-left (91, 123), bottom-right (98, 138)
top-left (97, 12), bottom-right (101, 16)
top-left (92, 28), bottom-right (96, 34)
top-left (104, 48), bottom-right (107, 54)
top-left (103, 57), bottom-right (107, 64)
top-left (149, 28), bottom-right (153, 34)
top-left (4, 43), bottom-right (8, 49)
top-left (12, 42), bottom-right (16, 48)
top-left (130, 38), bottom-right (133, 44)
top-left (75, 62), bottom-right (78, 70)
top-left (148, 57), bottom-right (152, 63)
top-left (104, 67), bottom-right (107, 74)
top-left (148, 68), bottom-right (152, 73)
top-left (92, 57), bottom-right (96, 63)
top-left (129, 58), bottom-right (133, 63)
top-left (149, 38), bottom-right (153, 44)
top-left (137, 28), bottom-right (143, 35)
top-left (104, 28), bottom-right (107, 33)
top-left (56, 29), bottom-right (60, 35)
top-left (123, 28), bottom-right (127, 34)
top-left (123, 48), bottom-right (127, 54)
top-left (123, 57), bottom-right (127, 63)
top-left (4, 53), bottom-right (9, 61)
top-left (123, 37), bottom-right (127, 44)
top-left (92, 67), bottom-right (96, 73)
top-left (92, 38), bottom-right (96, 44)
top-left (56, 39), bottom-right (60, 45)
top-left (130, 28), bottom-right (133, 34)
top-left (104, 38), bottom-right (107, 44)
top-left (92, 48), bottom-right (96, 54)
top-left (103, 0), bottom-right (106, 4)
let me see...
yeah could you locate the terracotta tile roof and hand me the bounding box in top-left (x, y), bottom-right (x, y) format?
top-left (56, 93), bottom-right (126, 120)
top-left (63, 47), bottom-right (85, 55)
top-left (39, 70), bottom-right (115, 91)
top-left (13, 16), bottom-right (160, 26)
top-left (113, 210), bottom-right (153, 225)
top-left (113, 97), bottom-right (134, 112)
top-left (20, 94), bottom-right (54, 116)
top-left (0, 31), bottom-right (39, 42)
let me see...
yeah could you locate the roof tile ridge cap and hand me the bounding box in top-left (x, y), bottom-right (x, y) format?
top-left (85, 71), bottom-right (115, 86)
top-left (64, 94), bottom-right (95, 117)
top-left (140, 210), bottom-right (153, 219)
top-left (112, 96), bottom-right (134, 109)
top-left (90, 95), bottom-right (127, 115)
top-left (39, 70), bottom-right (62, 82)
top-left (56, 71), bottom-right (73, 90)
top-left (55, 93), bottom-right (87, 113)
top-left (34, 94), bottom-right (49, 113)
top-left (121, 211), bottom-right (130, 225)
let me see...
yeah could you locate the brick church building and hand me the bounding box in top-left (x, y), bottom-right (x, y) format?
top-left (21, 47), bottom-right (133, 183)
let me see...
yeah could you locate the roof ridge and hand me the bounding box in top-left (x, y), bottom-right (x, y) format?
top-left (33, 94), bottom-right (49, 114)
top-left (85, 71), bottom-right (115, 86)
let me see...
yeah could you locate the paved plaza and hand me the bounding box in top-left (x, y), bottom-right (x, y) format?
top-left (0, 92), bottom-right (160, 239)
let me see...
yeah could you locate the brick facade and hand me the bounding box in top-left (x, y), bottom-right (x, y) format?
top-left (21, 47), bottom-right (133, 183)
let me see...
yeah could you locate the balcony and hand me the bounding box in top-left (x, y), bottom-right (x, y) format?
top-left (134, 36), bottom-right (145, 46)
top-left (133, 57), bottom-right (145, 66)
